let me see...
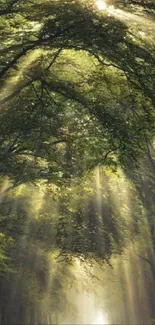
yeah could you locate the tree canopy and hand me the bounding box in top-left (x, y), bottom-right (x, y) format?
top-left (0, 0), bottom-right (155, 185)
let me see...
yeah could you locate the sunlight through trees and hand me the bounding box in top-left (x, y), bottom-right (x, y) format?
top-left (0, 0), bottom-right (155, 324)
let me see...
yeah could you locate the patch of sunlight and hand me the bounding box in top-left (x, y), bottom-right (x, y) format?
top-left (95, 310), bottom-right (108, 324)
top-left (13, 184), bottom-right (27, 197)
top-left (95, 0), bottom-right (155, 39)
top-left (29, 21), bottom-right (42, 32)
top-left (108, 8), bottom-right (155, 38)
top-left (96, 0), bottom-right (107, 10)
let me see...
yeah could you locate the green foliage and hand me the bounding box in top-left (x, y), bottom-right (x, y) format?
top-left (0, 0), bottom-right (155, 185)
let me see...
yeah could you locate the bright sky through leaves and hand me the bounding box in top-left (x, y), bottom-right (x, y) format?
top-left (96, 0), bottom-right (107, 10)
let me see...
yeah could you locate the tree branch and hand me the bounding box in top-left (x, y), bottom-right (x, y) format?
top-left (0, 77), bottom-right (37, 106)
